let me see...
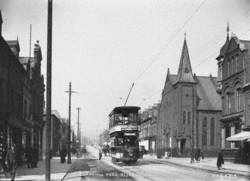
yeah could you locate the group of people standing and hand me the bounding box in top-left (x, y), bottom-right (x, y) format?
top-left (0, 144), bottom-right (40, 181)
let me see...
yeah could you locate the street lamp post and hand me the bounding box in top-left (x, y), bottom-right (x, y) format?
top-left (65, 82), bottom-right (76, 164)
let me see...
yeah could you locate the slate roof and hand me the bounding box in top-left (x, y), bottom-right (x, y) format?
top-left (164, 74), bottom-right (221, 111)
top-left (175, 38), bottom-right (196, 84)
top-left (195, 76), bottom-right (221, 111)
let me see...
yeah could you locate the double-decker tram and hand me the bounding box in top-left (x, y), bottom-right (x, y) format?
top-left (109, 106), bottom-right (140, 164)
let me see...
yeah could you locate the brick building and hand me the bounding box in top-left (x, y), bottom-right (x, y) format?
top-left (0, 11), bottom-right (44, 163)
top-left (139, 103), bottom-right (159, 154)
top-left (216, 26), bottom-right (250, 163)
top-left (156, 37), bottom-right (222, 158)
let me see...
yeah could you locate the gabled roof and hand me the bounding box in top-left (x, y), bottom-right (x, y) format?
top-left (7, 39), bottom-right (20, 52)
top-left (196, 76), bottom-right (221, 111)
top-left (162, 73), bottom-right (221, 111)
top-left (175, 38), bottom-right (196, 84)
top-left (52, 110), bottom-right (61, 119)
top-left (217, 34), bottom-right (250, 60)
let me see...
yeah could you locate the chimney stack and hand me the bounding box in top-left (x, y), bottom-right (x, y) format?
top-left (0, 10), bottom-right (3, 36)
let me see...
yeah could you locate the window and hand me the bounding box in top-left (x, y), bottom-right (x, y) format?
top-left (202, 117), bottom-right (207, 146)
top-left (236, 89), bottom-right (240, 112)
top-left (225, 92), bottom-right (232, 114)
top-left (183, 111), bottom-right (186, 124)
top-left (235, 55), bottom-right (238, 72)
top-left (210, 118), bottom-right (215, 146)
top-left (188, 112), bottom-right (191, 124)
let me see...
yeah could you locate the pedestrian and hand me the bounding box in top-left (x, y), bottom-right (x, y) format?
top-left (98, 148), bottom-right (102, 160)
top-left (25, 146), bottom-right (32, 168)
top-left (201, 149), bottom-right (204, 160)
top-left (190, 151), bottom-right (194, 164)
top-left (60, 147), bottom-right (67, 163)
top-left (217, 151), bottom-right (224, 170)
top-left (5, 144), bottom-right (17, 181)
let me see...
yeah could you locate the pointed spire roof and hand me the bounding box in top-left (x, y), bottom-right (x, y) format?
top-left (175, 35), bottom-right (196, 84)
top-left (217, 23), bottom-right (230, 60)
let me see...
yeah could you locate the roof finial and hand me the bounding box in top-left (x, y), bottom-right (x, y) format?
top-left (184, 32), bottom-right (187, 40)
top-left (226, 22), bottom-right (230, 39)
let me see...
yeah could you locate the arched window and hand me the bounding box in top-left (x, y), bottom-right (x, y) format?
top-left (236, 88), bottom-right (240, 112)
top-left (210, 118), bottom-right (215, 146)
top-left (202, 117), bottom-right (207, 146)
top-left (183, 111), bottom-right (186, 124)
top-left (225, 93), bottom-right (230, 114)
top-left (235, 55), bottom-right (238, 72)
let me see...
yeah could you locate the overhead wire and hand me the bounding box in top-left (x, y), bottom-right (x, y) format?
top-left (141, 27), bottom-right (250, 108)
top-left (133, 0), bottom-right (207, 82)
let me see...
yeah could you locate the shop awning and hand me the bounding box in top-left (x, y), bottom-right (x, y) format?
top-left (226, 131), bottom-right (250, 142)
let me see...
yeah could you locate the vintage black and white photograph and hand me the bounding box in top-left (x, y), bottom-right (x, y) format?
top-left (0, 0), bottom-right (250, 180)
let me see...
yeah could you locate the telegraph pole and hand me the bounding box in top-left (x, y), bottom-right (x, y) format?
top-left (76, 107), bottom-right (81, 148)
top-left (45, 0), bottom-right (52, 180)
top-left (65, 82), bottom-right (76, 164)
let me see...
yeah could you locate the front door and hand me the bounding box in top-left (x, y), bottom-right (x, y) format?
top-left (180, 139), bottom-right (186, 155)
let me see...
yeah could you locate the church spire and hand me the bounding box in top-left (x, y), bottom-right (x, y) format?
top-left (226, 22), bottom-right (230, 40)
top-left (175, 34), bottom-right (196, 84)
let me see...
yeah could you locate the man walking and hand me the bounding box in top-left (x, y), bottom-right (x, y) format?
top-left (217, 151), bottom-right (224, 170)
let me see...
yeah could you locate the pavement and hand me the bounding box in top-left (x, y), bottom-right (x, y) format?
top-left (142, 154), bottom-right (250, 177)
top-left (0, 156), bottom-right (77, 181)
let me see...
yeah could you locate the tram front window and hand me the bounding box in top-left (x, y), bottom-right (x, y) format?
top-left (124, 136), bottom-right (137, 147)
top-left (114, 113), bottom-right (138, 126)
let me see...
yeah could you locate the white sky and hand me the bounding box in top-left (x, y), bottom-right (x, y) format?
top-left (1, 0), bottom-right (250, 140)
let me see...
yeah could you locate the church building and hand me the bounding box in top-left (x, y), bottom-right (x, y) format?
top-left (156, 36), bottom-right (222, 157)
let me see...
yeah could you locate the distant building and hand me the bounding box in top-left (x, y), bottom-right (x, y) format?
top-left (139, 103), bottom-right (159, 154)
top-left (216, 26), bottom-right (250, 163)
top-left (99, 129), bottom-right (110, 145)
top-left (43, 110), bottom-right (63, 156)
top-left (156, 37), bottom-right (222, 158)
